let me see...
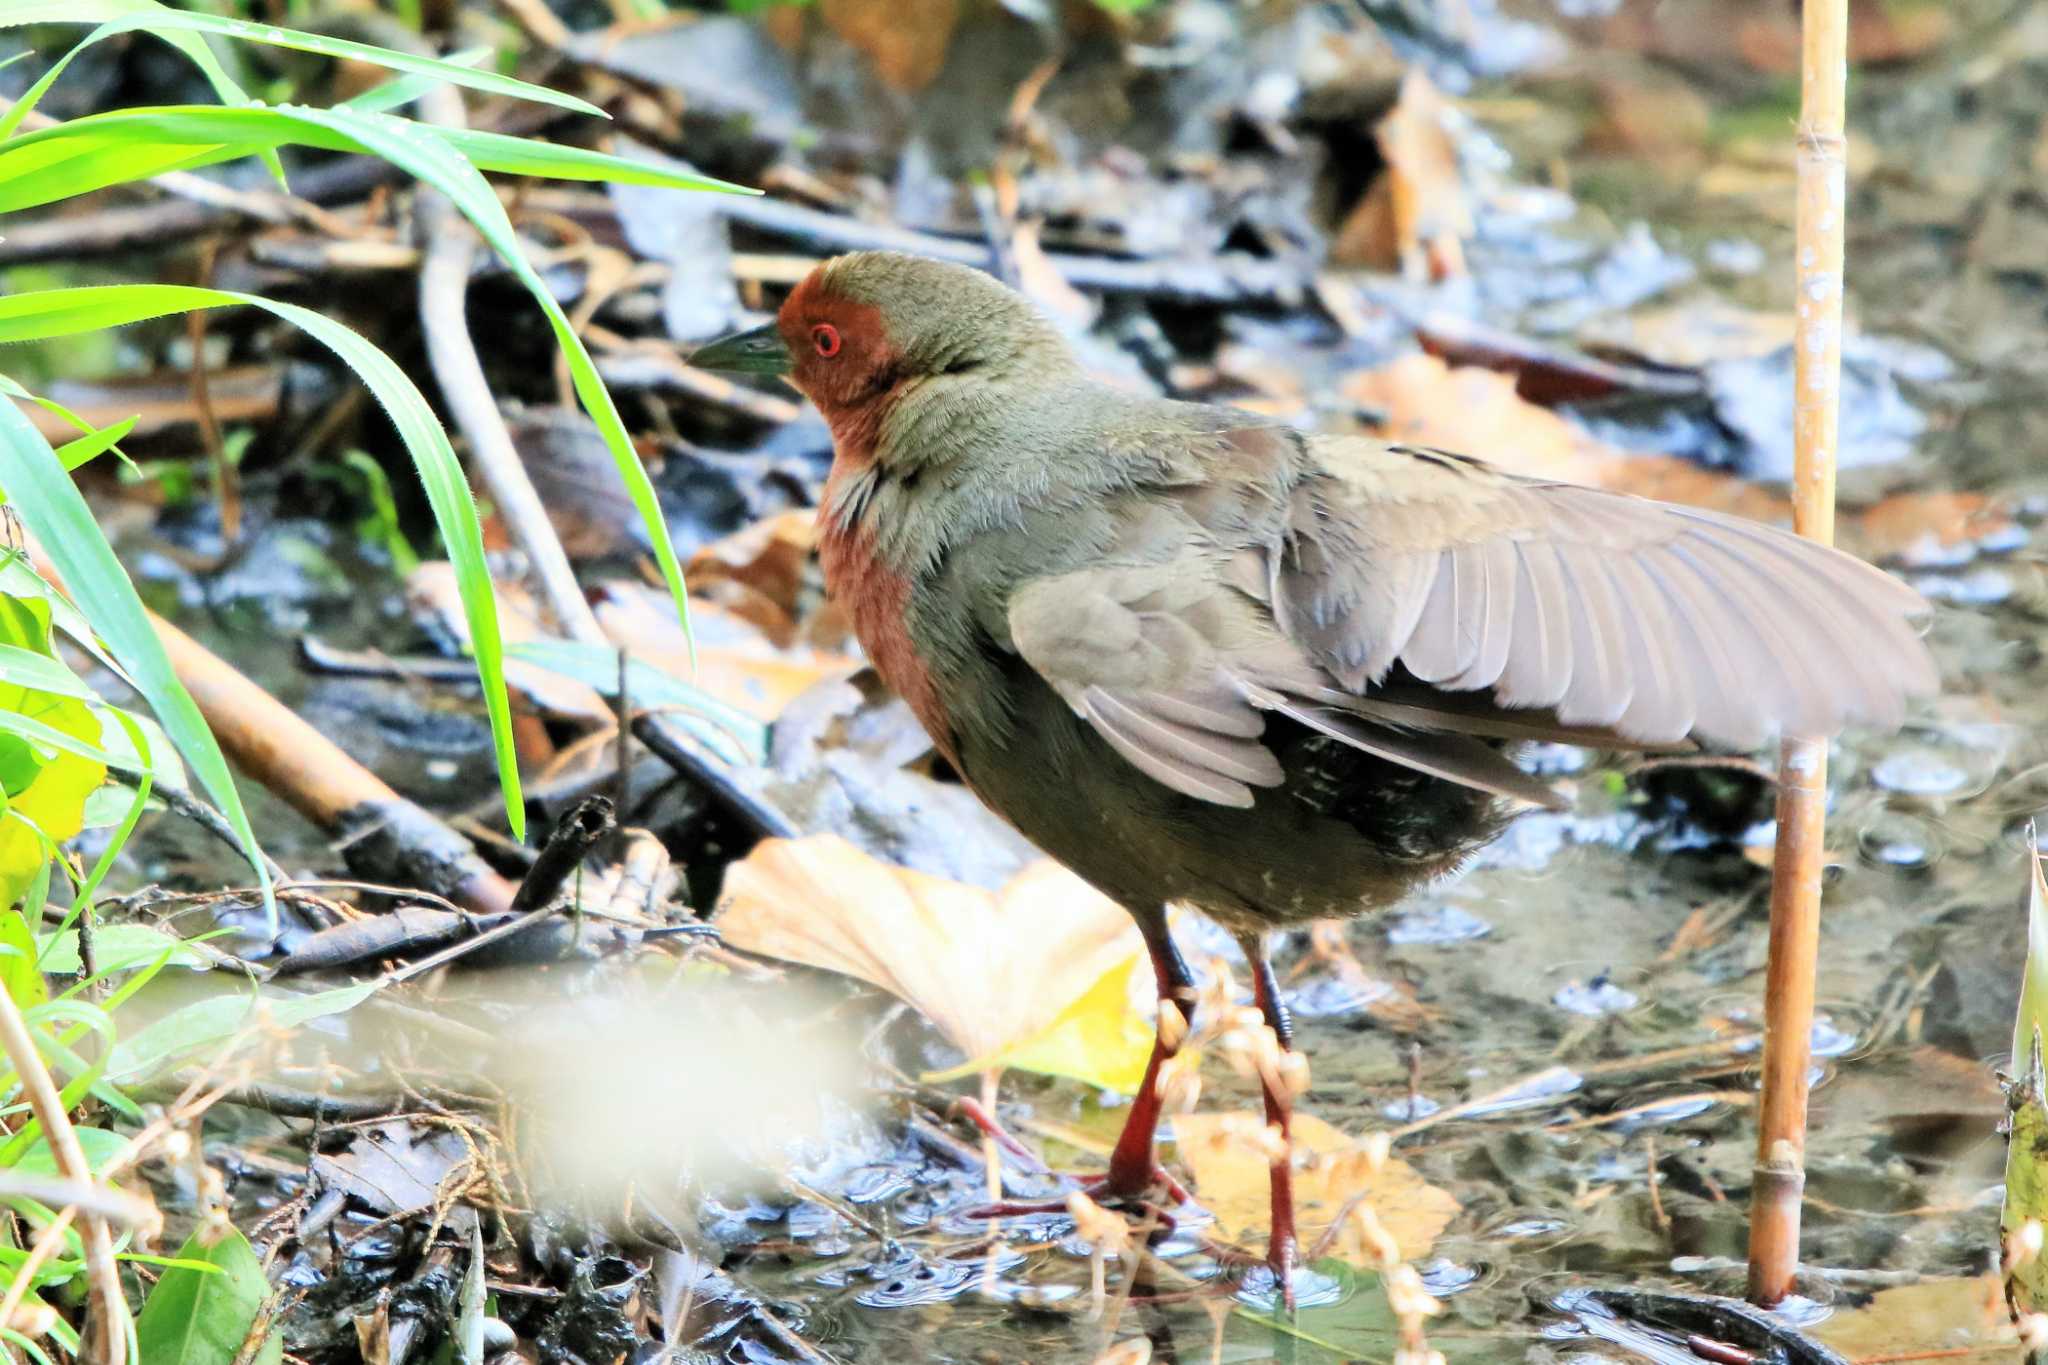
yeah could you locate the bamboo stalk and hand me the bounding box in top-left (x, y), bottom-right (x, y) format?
top-left (1747, 0), bottom-right (1849, 1308)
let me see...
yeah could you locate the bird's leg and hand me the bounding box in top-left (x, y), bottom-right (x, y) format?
top-left (1239, 930), bottom-right (1300, 1307)
top-left (965, 909), bottom-right (1192, 1223)
top-left (1102, 909), bottom-right (1197, 1203)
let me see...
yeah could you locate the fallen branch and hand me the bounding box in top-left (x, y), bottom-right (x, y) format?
top-left (418, 84), bottom-right (605, 647)
top-left (107, 765), bottom-right (291, 886)
top-left (147, 611), bottom-right (519, 916)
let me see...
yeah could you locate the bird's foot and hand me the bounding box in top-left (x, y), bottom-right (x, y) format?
top-left (1090, 1159), bottom-right (1192, 1209)
top-left (1266, 1226), bottom-right (1301, 1313)
top-left (946, 1094), bottom-right (1049, 1172)
top-left (963, 1165), bottom-right (1191, 1230)
top-left (1235, 1253), bottom-right (1339, 1320)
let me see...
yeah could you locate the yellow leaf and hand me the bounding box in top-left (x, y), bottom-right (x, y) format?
top-left (934, 950), bottom-right (1154, 1092)
top-left (1173, 1111), bottom-right (1457, 1264)
top-left (716, 836), bottom-right (1144, 1076)
top-left (0, 712), bottom-right (104, 908)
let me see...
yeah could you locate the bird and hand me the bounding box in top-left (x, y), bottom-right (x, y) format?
top-left (693, 250), bottom-right (1938, 1298)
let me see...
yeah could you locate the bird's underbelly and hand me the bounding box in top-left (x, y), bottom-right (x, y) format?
top-left (957, 668), bottom-right (1503, 930)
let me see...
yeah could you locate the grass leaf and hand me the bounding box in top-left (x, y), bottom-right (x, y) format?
top-left (0, 283), bottom-right (526, 842)
top-left (133, 1225), bottom-right (280, 1365)
top-left (0, 400), bottom-right (273, 909)
top-left (0, 3), bottom-right (601, 135)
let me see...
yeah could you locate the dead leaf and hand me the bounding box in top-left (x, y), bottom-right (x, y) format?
top-left (715, 836), bottom-right (1152, 1089)
top-left (405, 563), bottom-right (612, 725)
top-left (819, 0), bottom-right (959, 93)
top-left (594, 583), bottom-right (856, 723)
top-left (1346, 353), bottom-right (1789, 521)
top-left (313, 1122), bottom-right (478, 1233)
top-left (1599, 0), bottom-right (1951, 73)
top-left (1809, 1277), bottom-right (2012, 1358)
top-left (1856, 491), bottom-right (2016, 563)
top-left (686, 509), bottom-right (820, 640)
top-left (1012, 223), bottom-right (1096, 332)
top-left (1172, 1111), bottom-right (1457, 1264)
top-left (1334, 70), bottom-right (1470, 279)
top-left (1584, 75), bottom-right (1710, 165)
top-left (1578, 301), bottom-right (1797, 371)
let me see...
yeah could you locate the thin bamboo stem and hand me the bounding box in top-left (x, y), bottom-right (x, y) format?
top-left (1748, 0), bottom-right (1849, 1309)
top-left (0, 986), bottom-right (127, 1364)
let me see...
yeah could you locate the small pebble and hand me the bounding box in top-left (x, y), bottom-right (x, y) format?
top-left (1553, 979), bottom-right (1638, 1017)
top-left (1388, 905), bottom-right (1492, 945)
top-left (1382, 1094), bottom-right (1441, 1122)
top-left (1872, 749), bottom-right (1968, 796)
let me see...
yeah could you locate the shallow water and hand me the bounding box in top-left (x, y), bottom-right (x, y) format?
top-left (112, 2), bottom-right (2048, 1360)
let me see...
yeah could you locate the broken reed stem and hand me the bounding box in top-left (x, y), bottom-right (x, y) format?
top-left (1747, 0), bottom-right (1848, 1310)
top-left (0, 985), bottom-right (128, 1364)
top-left (414, 85), bottom-right (607, 650)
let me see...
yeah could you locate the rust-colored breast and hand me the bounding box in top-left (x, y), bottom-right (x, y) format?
top-left (818, 504), bottom-right (958, 768)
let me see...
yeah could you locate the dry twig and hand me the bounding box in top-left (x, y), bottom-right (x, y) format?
top-left (0, 985), bottom-right (129, 1364)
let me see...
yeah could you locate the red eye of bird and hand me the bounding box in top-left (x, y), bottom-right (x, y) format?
top-left (812, 323), bottom-right (841, 358)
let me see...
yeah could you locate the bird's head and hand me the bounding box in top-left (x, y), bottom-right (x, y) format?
top-left (692, 252), bottom-right (1072, 446)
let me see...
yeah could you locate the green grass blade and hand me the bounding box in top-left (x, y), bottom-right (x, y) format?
top-left (0, 105), bottom-right (743, 213)
top-left (0, 401), bottom-right (273, 912)
top-left (0, 283), bottom-right (525, 840)
top-left (341, 46), bottom-right (492, 115)
top-left (0, 376), bottom-right (136, 472)
top-left (0, 7), bottom-right (602, 125)
top-left (286, 104), bottom-right (697, 653)
top-left (53, 416), bottom-right (135, 472)
top-left (435, 125), bottom-right (755, 193)
top-left (2006, 835), bottom-right (2048, 1322)
top-left (0, 0), bottom-right (284, 184)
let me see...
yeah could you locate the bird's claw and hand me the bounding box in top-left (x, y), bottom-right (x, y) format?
top-left (963, 1167), bottom-right (1191, 1233)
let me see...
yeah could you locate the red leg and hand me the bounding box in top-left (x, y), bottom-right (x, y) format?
top-left (964, 909), bottom-right (1194, 1222)
top-left (1103, 910), bottom-right (1195, 1201)
top-left (1240, 931), bottom-right (1300, 1309)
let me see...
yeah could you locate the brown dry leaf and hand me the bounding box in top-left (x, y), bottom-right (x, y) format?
top-left (1584, 76), bottom-right (1710, 165)
top-left (1855, 491), bottom-right (2016, 563)
top-left (686, 509), bottom-right (819, 635)
top-left (594, 585), bottom-right (855, 723)
top-left (1600, 0), bottom-right (1950, 73)
top-left (716, 835), bottom-right (1144, 1070)
top-left (1346, 353), bottom-right (1789, 521)
top-left (819, 0), bottom-right (959, 93)
top-left (1809, 1276), bottom-right (2012, 1358)
top-left (1012, 223), bottom-right (1096, 332)
top-left (1334, 70), bottom-right (1470, 279)
top-left (1577, 300), bottom-right (1796, 371)
top-left (1173, 1111), bottom-right (1457, 1264)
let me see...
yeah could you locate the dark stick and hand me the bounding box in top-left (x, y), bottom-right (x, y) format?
top-left (510, 796), bottom-right (616, 913)
top-left (614, 646), bottom-right (632, 855)
top-left (107, 765), bottom-right (293, 885)
top-left (632, 714), bottom-right (797, 841)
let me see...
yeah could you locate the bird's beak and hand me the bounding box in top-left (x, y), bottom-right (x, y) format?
top-left (690, 322), bottom-right (791, 375)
